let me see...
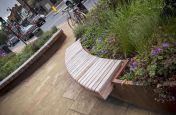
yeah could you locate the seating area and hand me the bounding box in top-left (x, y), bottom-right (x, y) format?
top-left (65, 40), bottom-right (123, 99)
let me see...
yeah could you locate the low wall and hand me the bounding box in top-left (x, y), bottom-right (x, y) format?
top-left (0, 29), bottom-right (66, 94)
top-left (112, 79), bottom-right (176, 113)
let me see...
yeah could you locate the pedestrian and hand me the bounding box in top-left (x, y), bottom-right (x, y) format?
top-left (73, 0), bottom-right (88, 14)
top-left (65, 0), bottom-right (74, 9)
top-left (64, 0), bottom-right (88, 14)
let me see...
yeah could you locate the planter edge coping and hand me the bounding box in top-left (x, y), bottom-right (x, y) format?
top-left (0, 29), bottom-right (64, 90)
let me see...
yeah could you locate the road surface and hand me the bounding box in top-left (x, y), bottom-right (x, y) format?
top-left (9, 0), bottom-right (98, 53)
top-left (41, 0), bottom-right (98, 32)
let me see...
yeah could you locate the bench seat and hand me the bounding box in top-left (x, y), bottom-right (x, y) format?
top-left (65, 40), bottom-right (122, 99)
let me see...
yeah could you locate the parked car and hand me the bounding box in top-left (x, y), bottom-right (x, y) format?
top-left (21, 24), bottom-right (40, 41)
top-left (6, 36), bottom-right (20, 47)
top-left (32, 14), bottom-right (46, 27)
top-left (0, 44), bottom-right (11, 56)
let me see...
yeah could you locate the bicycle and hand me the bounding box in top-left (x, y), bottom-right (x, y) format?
top-left (62, 5), bottom-right (86, 29)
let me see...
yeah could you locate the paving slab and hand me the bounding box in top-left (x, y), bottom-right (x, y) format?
top-left (65, 110), bottom-right (84, 115)
top-left (63, 81), bottom-right (83, 100)
top-left (126, 105), bottom-right (150, 115)
top-left (70, 90), bottom-right (99, 115)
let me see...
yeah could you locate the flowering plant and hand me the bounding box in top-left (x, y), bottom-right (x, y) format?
top-left (122, 42), bottom-right (176, 83)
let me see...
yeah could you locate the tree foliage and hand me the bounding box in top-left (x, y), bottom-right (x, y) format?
top-left (0, 31), bottom-right (7, 45)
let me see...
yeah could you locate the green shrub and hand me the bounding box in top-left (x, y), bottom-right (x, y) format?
top-left (50, 26), bottom-right (58, 34)
top-left (109, 0), bottom-right (163, 56)
top-left (81, 0), bottom-right (164, 58)
top-left (0, 30), bottom-right (7, 45)
top-left (74, 24), bottom-right (87, 38)
top-left (162, 0), bottom-right (176, 17)
top-left (0, 26), bottom-right (58, 81)
top-left (35, 29), bottom-right (44, 37)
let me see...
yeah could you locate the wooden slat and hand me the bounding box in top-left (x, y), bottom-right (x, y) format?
top-left (86, 60), bottom-right (114, 89)
top-left (65, 42), bottom-right (82, 62)
top-left (78, 58), bottom-right (104, 84)
top-left (66, 51), bottom-right (89, 68)
top-left (74, 57), bottom-right (97, 81)
top-left (95, 60), bottom-right (121, 92)
top-left (99, 83), bottom-right (113, 99)
top-left (70, 55), bottom-right (92, 75)
top-left (66, 40), bottom-right (80, 52)
top-left (65, 48), bottom-right (82, 63)
top-left (69, 51), bottom-right (92, 77)
top-left (83, 60), bottom-right (111, 87)
top-left (90, 60), bottom-right (116, 91)
top-left (81, 59), bottom-right (109, 87)
top-left (66, 50), bottom-right (85, 70)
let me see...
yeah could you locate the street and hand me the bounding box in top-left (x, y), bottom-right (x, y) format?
top-left (10, 0), bottom-right (98, 53)
top-left (41, 0), bottom-right (98, 32)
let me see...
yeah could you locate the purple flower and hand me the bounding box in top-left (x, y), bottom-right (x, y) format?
top-left (0, 50), bottom-right (6, 57)
top-left (100, 50), bottom-right (108, 54)
top-left (129, 60), bottom-right (137, 71)
top-left (152, 48), bottom-right (162, 56)
top-left (162, 42), bottom-right (169, 48)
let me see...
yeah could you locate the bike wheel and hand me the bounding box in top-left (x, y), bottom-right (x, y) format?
top-left (67, 17), bottom-right (76, 29)
top-left (76, 12), bottom-right (87, 24)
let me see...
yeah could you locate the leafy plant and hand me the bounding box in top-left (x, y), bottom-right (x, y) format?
top-left (110, 0), bottom-right (163, 56)
top-left (81, 0), bottom-right (164, 59)
top-left (74, 24), bottom-right (87, 39)
top-left (162, 0), bottom-right (176, 17)
top-left (0, 27), bottom-right (57, 81)
top-left (0, 30), bottom-right (7, 45)
top-left (35, 29), bottom-right (43, 37)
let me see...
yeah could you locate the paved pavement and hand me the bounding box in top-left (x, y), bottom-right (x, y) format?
top-left (0, 22), bottom-right (163, 115)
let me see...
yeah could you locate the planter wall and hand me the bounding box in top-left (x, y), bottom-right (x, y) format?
top-left (112, 79), bottom-right (176, 113)
top-left (0, 29), bottom-right (66, 94)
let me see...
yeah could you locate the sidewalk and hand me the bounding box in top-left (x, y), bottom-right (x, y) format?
top-left (0, 22), bottom-right (163, 115)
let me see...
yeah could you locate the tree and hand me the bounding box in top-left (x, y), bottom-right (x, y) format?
top-left (0, 30), bottom-right (7, 45)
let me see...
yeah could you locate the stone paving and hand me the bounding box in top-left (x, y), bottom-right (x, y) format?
top-left (0, 23), bottom-right (164, 115)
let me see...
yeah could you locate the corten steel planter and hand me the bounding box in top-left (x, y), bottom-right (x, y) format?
top-left (111, 65), bottom-right (176, 113)
top-left (68, 41), bottom-right (176, 113)
top-left (0, 29), bottom-right (66, 94)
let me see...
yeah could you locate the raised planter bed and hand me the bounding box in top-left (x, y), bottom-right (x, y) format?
top-left (82, 42), bottom-right (176, 113)
top-left (0, 29), bottom-right (66, 93)
top-left (67, 39), bottom-right (176, 113)
top-left (111, 73), bottom-right (176, 113)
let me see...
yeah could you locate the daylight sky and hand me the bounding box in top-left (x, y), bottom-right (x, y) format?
top-left (0, 0), bottom-right (19, 19)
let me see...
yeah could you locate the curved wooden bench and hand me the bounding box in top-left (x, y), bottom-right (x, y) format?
top-left (65, 40), bottom-right (122, 99)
